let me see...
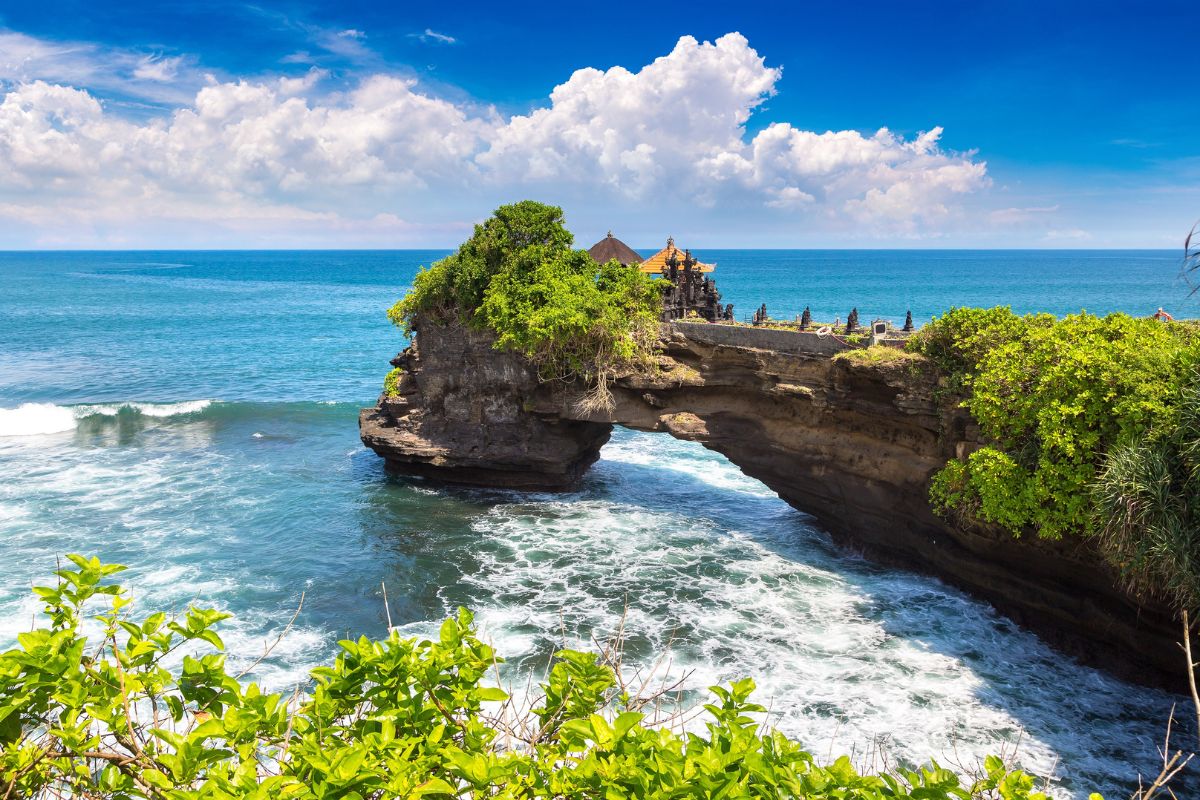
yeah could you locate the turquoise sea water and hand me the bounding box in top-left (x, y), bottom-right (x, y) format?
top-left (0, 249), bottom-right (1195, 798)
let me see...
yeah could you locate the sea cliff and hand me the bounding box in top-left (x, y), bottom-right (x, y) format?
top-left (361, 316), bottom-right (1183, 690)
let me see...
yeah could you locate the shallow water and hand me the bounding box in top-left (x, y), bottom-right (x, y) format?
top-left (0, 249), bottom-right (1194, 798)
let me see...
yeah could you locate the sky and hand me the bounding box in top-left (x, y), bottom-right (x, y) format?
top-left (0, 0), bottom-right (1197, 249)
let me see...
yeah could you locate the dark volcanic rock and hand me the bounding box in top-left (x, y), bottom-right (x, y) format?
top-left (359, 319), bottom-right (612, 489)
top-left (361, 317), bottom-right (1184, 691)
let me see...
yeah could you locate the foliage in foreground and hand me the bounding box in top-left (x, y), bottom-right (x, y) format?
top-left (386, 201), bottom-right (664, 391)
top-left (908, 307), bottom-right (1200, 540)
top-left (0, 555), bottom-right (1073, 799)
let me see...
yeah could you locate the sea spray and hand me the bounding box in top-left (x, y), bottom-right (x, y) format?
top-left (0, 403), bottom-right (77, 436)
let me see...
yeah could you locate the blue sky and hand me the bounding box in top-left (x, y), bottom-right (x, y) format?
top-left (0, 0), bottom-right (1196, 248)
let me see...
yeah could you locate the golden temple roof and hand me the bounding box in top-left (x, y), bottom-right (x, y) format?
top-left (637, 237), bottom-right (715, 274)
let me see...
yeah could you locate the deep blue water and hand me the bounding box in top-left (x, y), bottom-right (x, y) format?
top-left (700, 249), bottom-right (1193, 325)
top-left (0, 249), bottom-right (1194, 799)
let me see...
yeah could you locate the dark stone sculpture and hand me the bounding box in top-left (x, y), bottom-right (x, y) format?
top-left (657, 247), bottom-right (729, 323)
top-left (800, 306), bottom-right (811, 330)
top-left (903, 310), bottom-right (914, 332)
top-left (846, 308), bottom-right (859, 335)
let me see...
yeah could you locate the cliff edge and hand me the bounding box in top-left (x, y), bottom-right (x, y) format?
top-left (361, 317), bottom-right (1183, 690)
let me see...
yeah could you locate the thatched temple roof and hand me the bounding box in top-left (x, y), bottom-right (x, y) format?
top-left (587, 232), bottom-right (643, 267)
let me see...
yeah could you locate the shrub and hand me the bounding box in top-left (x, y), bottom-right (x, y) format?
top-left (0, 555), bottom-right (1071, 799)
top-left (911, 308), bottom-right (1200, 539)
top-left (383, 367), bottom-right (403, 397)
top-left (387, 202), bottom-right (664, 398)
top-left (388, 201), bottom-right (576, 330)
top-left (906, 307), bottom-right (1038, 394)
top-left (479, 248), bottom-right (662, 385)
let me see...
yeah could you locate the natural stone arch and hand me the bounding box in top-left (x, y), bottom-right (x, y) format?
top-left (361, 317), bottom-right (1182, 690)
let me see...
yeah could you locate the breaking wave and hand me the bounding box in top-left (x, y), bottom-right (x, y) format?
top-left (0, 400), bottom-right (215, 437)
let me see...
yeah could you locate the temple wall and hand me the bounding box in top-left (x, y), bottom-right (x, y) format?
top-left (671, 320), bottom-right (856, 357)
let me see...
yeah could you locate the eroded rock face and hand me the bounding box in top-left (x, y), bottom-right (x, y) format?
top-left (361, 318), bottom-right (1182, 690)
top-left (359, 319), bottom-right (612, 489)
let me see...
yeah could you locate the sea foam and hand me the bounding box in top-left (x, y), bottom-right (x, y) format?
top-left (0, 403), bottom-right (77, 436)
top-left (0, 400), bottom-right (214, 437)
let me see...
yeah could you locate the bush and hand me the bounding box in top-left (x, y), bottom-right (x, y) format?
top-left (1095, 375), bottom-right (1200, 610)
top-left (383, 367), bottom-right (403, 398)
top-left (0, 556), bottom-right (1072, 799)
top-left (387, 202), bottom-right (664, 396)
top-left (910, 308), bottom-right (1200, 539)
top-left (906, 307), bottom-right (1040, 394)
top-left (479, 248), bottom-right (662, 385)
top-left (388, 201), bottom-right (576, 329)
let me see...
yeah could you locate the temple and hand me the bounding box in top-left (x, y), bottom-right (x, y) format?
top-left (587, 233), bottom-right (732, 323)
top-left (587, 231), bottom-right (642, 267)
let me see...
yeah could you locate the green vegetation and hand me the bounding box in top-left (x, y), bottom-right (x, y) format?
top-left (909, 307), bottom-right (1200, 605)
top-left (387, 202), bottom-right (663, 400)
top-left (0, 555), bottom-right (1076, 799)
top-left (833, 346), bottom-right (922, 367)
top-left (1095, 376), bottom-right (1200, 611)
top-left (911, 308), bottom-right (1200, 539)
top-left (383, 367), bottom-right (404, 398)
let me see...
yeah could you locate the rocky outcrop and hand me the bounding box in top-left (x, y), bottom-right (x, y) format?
top-left (359, 320), bottom-right (611, 489)
top-left (360, 317), bottom-right (1183, 691)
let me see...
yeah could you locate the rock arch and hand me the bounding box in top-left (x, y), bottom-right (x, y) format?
top-left (361, 317), bottom-right (1182, 690)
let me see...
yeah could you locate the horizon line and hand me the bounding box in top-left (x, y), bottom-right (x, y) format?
top-left (0, 246), bottom-right (1186, 253)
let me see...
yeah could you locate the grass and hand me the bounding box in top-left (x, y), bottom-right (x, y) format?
top-left (833, 346), bottom-right (924, 366)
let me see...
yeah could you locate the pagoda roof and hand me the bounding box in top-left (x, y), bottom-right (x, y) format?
top-left (637, 237), bottom-right (715, 274)
top-left (587, 232), bottom-right (643, 267)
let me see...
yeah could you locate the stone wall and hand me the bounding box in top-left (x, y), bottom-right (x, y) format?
top-left (671, 320), bottom-right (856, 357)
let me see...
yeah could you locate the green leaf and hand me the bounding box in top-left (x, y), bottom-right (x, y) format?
top-left (0, 708), bottom-right (21, 744)
top-left (415, 777), bottom-right (457, 796)
top-left (439, 617), bottom-right (461, 647)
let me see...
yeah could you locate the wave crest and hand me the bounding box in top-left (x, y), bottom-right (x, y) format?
top-left (0, 400), bottom-right (215, 437)
top-left (77, 400), bottom-right (213, 419)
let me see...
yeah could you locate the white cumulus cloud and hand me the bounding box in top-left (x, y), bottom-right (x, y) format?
top-left (0, 31), bottom-right (990, 246)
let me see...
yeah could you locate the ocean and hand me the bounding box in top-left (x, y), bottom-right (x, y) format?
top-left (0, 249), bottom-right (1194, 798)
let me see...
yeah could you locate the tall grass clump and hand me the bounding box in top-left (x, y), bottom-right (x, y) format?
top-left (1095, 374), bottom-right (1200, 612)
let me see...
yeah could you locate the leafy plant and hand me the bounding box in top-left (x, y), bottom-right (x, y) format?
top-left (383, 367), bottom-right (404, 398)
top-left (1, 556), bottom-right (1070, 799)
top-left (386, 202), bottom-right (664, 403)
top-left (911, 308), bottom-right (1200, 539)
